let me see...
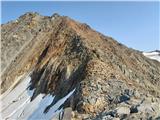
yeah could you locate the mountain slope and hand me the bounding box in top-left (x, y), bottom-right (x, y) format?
top-left (1, 13), bottom-right (160, 120)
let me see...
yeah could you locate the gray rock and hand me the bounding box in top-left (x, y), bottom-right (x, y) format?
top-left (133, 90), bottom-right (141, 98)
top-left (102, 115), bottom-right (114, 120)
top-left (116, 106), bottom-right (130, 116)
top-left (87, 97), bottom-right (97, 105)
top-left (130, 106), bottom-right (138, 113)
top-left (118, 94), bottom-right (130, 103)
top-left (124, 89), bottom-right (134, 97)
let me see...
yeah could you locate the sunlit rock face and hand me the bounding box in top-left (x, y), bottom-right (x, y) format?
top-left (1, 13), bottom-right (160, 120)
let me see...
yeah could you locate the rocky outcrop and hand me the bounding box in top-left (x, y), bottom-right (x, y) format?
top-left (1, 13), bottom-right (160, 120)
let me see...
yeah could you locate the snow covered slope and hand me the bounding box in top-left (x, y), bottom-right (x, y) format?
top-left (0, 74), bottom-right (75, 120)
top-left (143, 50), bottom-right (160, 62)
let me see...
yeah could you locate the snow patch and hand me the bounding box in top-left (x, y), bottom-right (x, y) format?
top-left (28, 88), bottom-right (75, 120)
top-left (143, 51), bottom-right (160, 62)
top-left (1, 73), bottom-right (76, 120)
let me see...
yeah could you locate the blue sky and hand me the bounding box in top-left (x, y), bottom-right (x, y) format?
top-left (1, 1), bottom-right (159, 51)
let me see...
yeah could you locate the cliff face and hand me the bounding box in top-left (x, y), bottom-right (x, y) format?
top-left (1, 13), bottom-right (160, 120)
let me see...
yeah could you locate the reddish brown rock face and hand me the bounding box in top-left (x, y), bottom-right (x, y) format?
top-left (1, 13), bottom-right (160, 120)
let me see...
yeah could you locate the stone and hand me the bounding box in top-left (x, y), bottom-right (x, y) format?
top-left (134, 90), bottom-right (141, 98)
top-left (124, 89), bottom-right (134, 97)
top-left (101, 85), bottom-right (108, 92)
top-left (130, 106), bottom-right (138, 113)
top-left (137, 103), bottom-right (154, 113)
top-left (87, 97), bottom-right (96, 105)
top-left (83, 103), bottom-right (95, 113)
top-left (116, 106), bottom-right (130, 116)
top-left (102, 115), bottom-right (114, 120)
top-left (118, 94), bottom-right (130, 103)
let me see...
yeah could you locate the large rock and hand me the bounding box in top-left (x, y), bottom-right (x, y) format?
top-left (116, 106), bottom-right (130, 118)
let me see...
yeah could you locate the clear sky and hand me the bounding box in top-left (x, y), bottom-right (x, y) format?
top-left (1, 1), bottom-right (159, 51)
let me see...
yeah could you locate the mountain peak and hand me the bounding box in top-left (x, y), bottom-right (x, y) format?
top-left (1, 12), bottom-right (160, 120)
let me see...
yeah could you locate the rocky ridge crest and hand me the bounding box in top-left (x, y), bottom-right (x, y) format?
top-left (1, 13), bottom-right (160, 120)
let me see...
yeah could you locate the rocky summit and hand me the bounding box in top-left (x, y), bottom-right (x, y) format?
top-left (1, 12), bottom-right (160, 120)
